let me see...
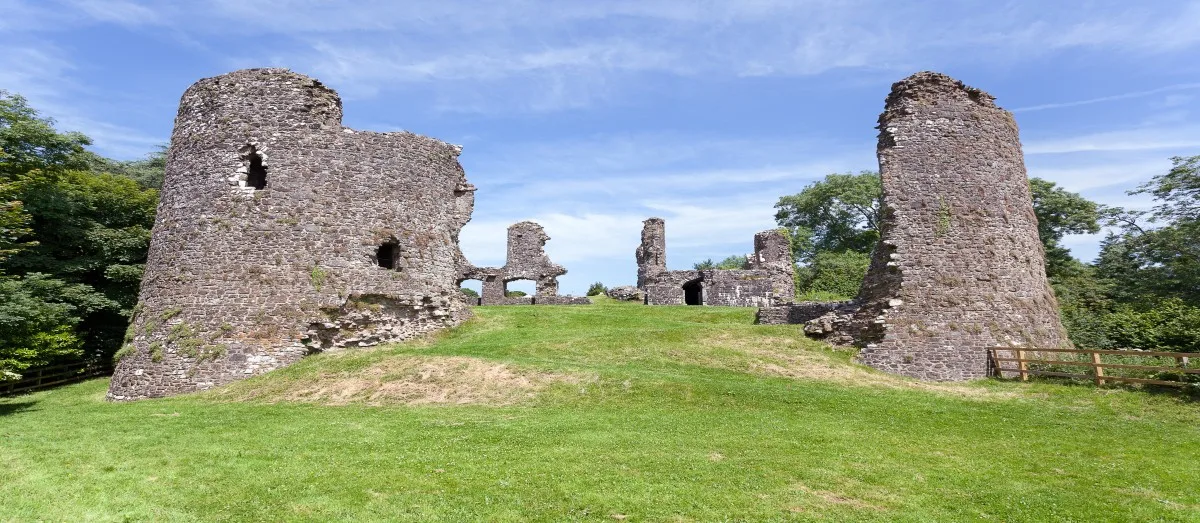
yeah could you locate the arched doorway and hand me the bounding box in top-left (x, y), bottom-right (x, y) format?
top-left (683, 278), bottom-right (703, 306)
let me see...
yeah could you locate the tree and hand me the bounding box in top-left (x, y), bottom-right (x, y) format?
top-left (0, 91), bottom-right (91, 180)
top-left (459, 288), bottom-right (479, 298)
top-left (1097, 155), bottom-right (1200, 305)
top-left (91, 145), bottom-right (168, 190)
top-left (0, 91), bottom-right (160, 369)
top-left (774, 171), bottom-right (881, 263)
top-left (0, 274), bottom-right (88, 380)
top-left (794, 250), bottom-right (871, 300)
top-left (0, 186), bottom-right (33, 264)
top-left (1028, 178), bottom-right (1101, 280)
top-left (693, 255), bottom-right (748, 270)
top-left (586, 282), bottom-right (607, 296)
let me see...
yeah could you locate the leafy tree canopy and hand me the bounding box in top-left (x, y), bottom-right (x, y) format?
top-left (0, 91), bottom-right (162, 376)
top-left (774, 171), bottom-right (881, 262)
top-left (693, 255), bottom-right (748, 271)
top-left (1028, 178), bottom-right (1102, 280)
top-left (1097, 155), bottom-right (1200, 305)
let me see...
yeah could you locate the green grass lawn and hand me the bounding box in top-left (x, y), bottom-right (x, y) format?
top-left (2, 297), bottom-right (1198, 522)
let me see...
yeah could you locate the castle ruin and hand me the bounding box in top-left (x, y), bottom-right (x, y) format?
top-left (459, 221), bottom-right (590, 305)
top-left (108, 68), bottom-right (478, 400)
top-left (637, 218), bottom-right (795, 307)
top-left (760, 71), bottom-right (1070, 381)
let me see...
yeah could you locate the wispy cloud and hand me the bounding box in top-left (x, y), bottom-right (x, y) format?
top-left (1013, 83), bottom-right (1200, 112)
top-left (1024, 126), bottom-right (1200, 155)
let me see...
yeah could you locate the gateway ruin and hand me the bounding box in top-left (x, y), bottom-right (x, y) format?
top-left (459, 221), bottom-right (590, 305)
top-left (636, 218), bottom-right (795, 307)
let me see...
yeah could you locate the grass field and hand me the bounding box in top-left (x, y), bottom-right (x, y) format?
top-left (2, 298), bottom-right (1198, 521)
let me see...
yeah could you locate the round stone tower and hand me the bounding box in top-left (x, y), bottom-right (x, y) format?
top-left (108, 68), bottom-right (477, 400)
top-left (852, 71), bottom-right (1070, 381)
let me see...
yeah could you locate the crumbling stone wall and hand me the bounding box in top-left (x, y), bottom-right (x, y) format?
top-left (848, 71), bottom-right (1069, 381)
top-left (756, 301), bottom-right (852, 326)
top-left (459, 221), bottom-right (589, 305)
top-left (108, 68), bottom-right (477, 400)
top-left (636, 219), bottom-right (794, 306)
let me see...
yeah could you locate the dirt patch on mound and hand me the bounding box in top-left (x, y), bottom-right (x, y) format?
top-left (698, 332), bottom-right (1016, 400)
top-left (214, 356), bottom-right (573, 406)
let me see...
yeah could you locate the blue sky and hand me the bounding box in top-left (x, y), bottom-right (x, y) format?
top-left (2, 0), bottom-right (1198, 295)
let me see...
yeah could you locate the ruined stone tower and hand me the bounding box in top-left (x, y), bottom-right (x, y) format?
top-left (108, 68), bottom-right (477, 400)
top-left (853, 71), bottom-right (1069, 380)
top-left (635, 217), bottom-right (667, 289)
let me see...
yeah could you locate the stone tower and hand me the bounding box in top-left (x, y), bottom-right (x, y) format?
top-left (635, 217), bottom-right (667, 288)
top-left (853, 71), bottom-right (1069, 381)
top-left (108, 68), bottom-right (477, 400)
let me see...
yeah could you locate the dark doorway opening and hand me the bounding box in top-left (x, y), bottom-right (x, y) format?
top-left (376, 241), bottom-right (400, 270)
top-left (246, 150), bottom-right (267, 190)
top-left (683, 279), bottom-right (703, 306)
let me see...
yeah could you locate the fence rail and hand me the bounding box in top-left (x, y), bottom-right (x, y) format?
top-left (988, 347), bottom-right (1194, 388)
top-left (0, 361), bottom-right (111, 396)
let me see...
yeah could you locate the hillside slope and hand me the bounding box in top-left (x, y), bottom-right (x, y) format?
top-left (2, 298), bottom-right (1198, 521)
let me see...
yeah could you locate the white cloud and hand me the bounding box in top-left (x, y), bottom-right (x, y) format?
top-left (1024, 127), bottom-right (1200, 155)
top-left (0, 44), bottom-right (165, 158)
top-left (66, 0), bottom-right (162, 26)
top-left (1027, 159), bottom-right (1175, 193)
top-left (1013, 83), bottom-right (1200, 113)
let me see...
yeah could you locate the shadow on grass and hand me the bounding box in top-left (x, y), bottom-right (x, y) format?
top-left (0, 401), bottom-right (38, 416)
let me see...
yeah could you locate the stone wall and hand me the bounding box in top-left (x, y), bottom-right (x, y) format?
top-left (459, 221), bottom-right (590, 305)
top-left (636, 219), bottom-right (794, 306)
top-left (849, 71), bottom-right (1070, 381)
top-left (756, 301), bottom-right (852, 325)
top-left (108, 68), bottom-right (477, 400)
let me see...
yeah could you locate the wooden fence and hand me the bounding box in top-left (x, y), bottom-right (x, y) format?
top-left (988, 347), bottom-right (1196, 388)
top-left (0, 361), bottom-right (111, 396)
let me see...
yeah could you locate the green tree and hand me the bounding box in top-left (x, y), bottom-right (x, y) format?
top-left (0, 91), bottom-right (91, 179)
top-left (91, 145), bottom-right (168, 190)
top-left (774, 171), bottom-right (881, 263)
top-left (1097, 156), bottom-right (1200, 305)
top-left (586, 282), bottom-right (607, 296)
top-left (693, 255), bottom-right (747, 270)
top-left (0, 186), bottom-right (33, 264)
top-left (795, 250), bottom-right (871, 300)
top-left (0, 91), bottom-right (160, 368)
top-left (459, 287), bottom-right (479, 298)
top-left (0, 274), bottom-right (90, 379)
top-left (1028, 178), bottom-right (1102, 280)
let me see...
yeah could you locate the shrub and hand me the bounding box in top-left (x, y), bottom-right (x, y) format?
top-left (1099, 299), bottom-right (1200, 353)
top-left (798, 250), bottom-right (870, 300)
top-left (586, 282), bottom-right (606, 296)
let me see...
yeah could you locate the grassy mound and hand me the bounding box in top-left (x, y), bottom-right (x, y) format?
top-left (2, 298), bottom-right (1197, 521)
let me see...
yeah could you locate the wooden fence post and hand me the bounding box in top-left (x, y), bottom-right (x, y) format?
top-left (1017, 349), bottom-right (1028, 382)
top-left (1091, 350), bottom-right (1105, 386)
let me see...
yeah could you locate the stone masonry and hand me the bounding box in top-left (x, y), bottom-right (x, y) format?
top-left (459, 221), bottom-right (590, 305)
top-left (108, 68), bottom-right (477, 400)
top-left (637, 218), bottom-right (794, 307)
top-left (849, 71), bottom-right (1069, 380)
